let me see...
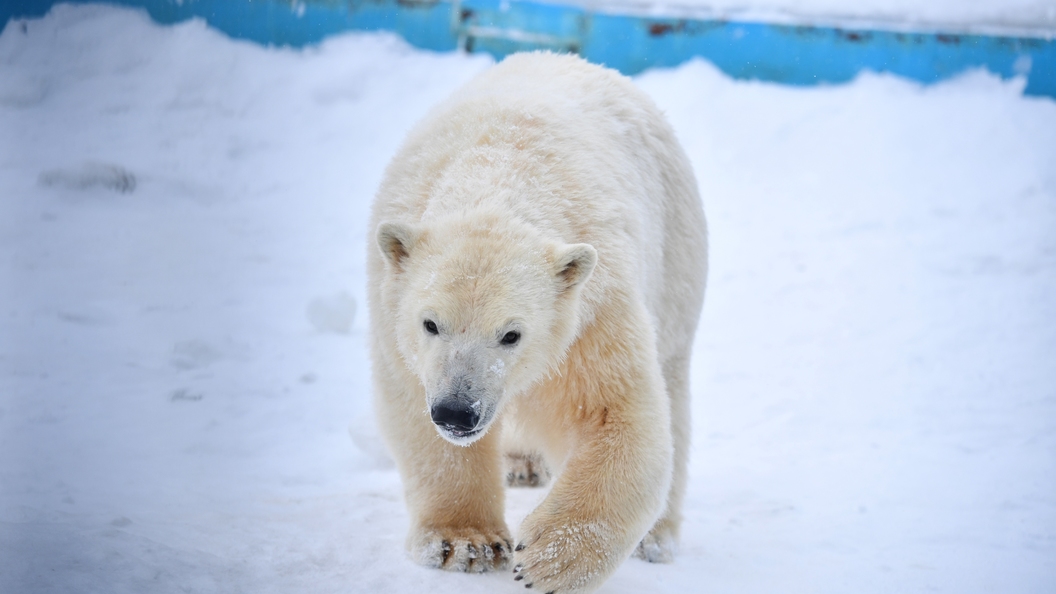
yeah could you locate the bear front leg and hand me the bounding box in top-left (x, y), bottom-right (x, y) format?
top-left (512, 404), bottom-right (672, 593)
top-left (375, 376), bottom-right (512, 573)
top-left (402, 428), bottom-right (513, 572)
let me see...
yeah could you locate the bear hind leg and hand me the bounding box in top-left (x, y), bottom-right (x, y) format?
top-left (634, 355), bottom-right (691, 563)
top-left (505, 451), bottom-right (551, 488)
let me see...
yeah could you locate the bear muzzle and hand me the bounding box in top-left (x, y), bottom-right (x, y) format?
top-left (430, 400), bottom-right (481, 439)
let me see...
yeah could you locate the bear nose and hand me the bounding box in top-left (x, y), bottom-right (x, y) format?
top-left (430, 401), bottom-right (480, 432)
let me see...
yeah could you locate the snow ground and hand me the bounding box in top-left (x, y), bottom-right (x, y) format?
top-left (1, 4), bottom-right (1055, 593)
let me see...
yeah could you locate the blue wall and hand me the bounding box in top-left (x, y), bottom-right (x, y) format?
top-left (4, 0), bottom-right (1054, 98)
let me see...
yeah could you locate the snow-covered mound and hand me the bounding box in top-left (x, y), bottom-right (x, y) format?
top-left (1, 4), bottom-right (1054, 593)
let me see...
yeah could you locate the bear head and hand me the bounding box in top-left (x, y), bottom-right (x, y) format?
top-left (376, 212), bottom-right (597, 446)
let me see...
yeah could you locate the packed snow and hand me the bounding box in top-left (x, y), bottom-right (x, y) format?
top-left (2, 4), bottom-right (1055, 593)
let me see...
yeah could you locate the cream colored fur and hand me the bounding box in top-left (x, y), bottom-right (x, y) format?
top-left (367, 52), bottom-right (707, 593)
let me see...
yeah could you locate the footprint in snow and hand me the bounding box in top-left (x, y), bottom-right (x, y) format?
top-left (38, 162), bottom-right (136, 194)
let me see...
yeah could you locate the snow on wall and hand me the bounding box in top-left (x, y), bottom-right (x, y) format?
top-left (564, 0), bottom-right (1056, 36)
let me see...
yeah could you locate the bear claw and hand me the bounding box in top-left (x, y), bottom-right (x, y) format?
top-left (411, 528), bottom-right (512, 572)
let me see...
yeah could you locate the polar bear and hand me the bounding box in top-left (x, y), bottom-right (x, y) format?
top-left (367, 52), bottom-right (707, 593)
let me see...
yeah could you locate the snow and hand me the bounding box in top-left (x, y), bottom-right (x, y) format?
top-left (1, 3), bottom-right (1055, 593)
top-left (569, 0), bottom-right (1056, 36)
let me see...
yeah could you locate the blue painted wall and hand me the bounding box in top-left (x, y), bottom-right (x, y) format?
top-left (3, 0), bottom-right (1054, 98)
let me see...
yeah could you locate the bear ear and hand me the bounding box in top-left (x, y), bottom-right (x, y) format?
top-left (376, 221), bottom-right (421, 271)
top-left (553, 243), bottom-right (597, 292)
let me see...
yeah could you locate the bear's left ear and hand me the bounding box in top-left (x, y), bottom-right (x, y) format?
top-left (376, 221), bottom-right (421, 272)
top-left (553, 242), bottom-right (597, 292)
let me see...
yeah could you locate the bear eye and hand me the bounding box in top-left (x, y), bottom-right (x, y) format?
top-left (500, 331), bottom-right (520, 346)
top-left (423, 320), bottom-right (439, 335)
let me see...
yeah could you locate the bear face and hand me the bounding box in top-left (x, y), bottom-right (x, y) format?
top-left (376, 212), bottom-right (597, 446)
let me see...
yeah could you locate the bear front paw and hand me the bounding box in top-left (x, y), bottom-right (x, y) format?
top-left (512, 520), bottom-right (615, 593)
top-left (410, 526), bottom-right (513, 573)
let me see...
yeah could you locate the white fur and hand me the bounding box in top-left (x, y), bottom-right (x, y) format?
top-left (367, 52), bottom-right (707, 592)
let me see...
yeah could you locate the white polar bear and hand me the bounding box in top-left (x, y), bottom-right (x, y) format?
top-left (367, 51), bottom-right (707, 593)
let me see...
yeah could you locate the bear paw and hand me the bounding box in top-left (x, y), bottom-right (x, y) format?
top-left (410, 527), bottom-right (513, 573)
top-left (632, 524), bottom-right (676, 563)
top-left (512, 520), bottom-right (614, 593)
top-left (505, 452), bottom-right (551, 488)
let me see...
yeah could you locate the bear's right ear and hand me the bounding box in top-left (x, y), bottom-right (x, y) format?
top-left (376, 221), bottom-right (421, 272)
top-left (552, 242), bottom-right (598, 292)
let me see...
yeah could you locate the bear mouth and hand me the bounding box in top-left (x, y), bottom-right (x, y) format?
top-left (434, 424), bottom-right (487, 445)
top-left (441, 424), bottom-right (479, 439)
top-left (444, 428), bottom-right (479, 438)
